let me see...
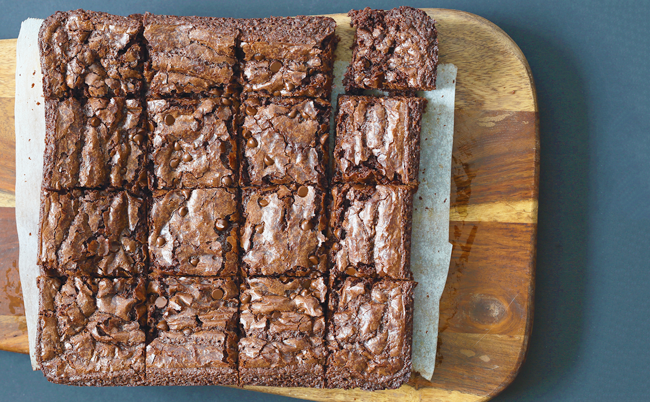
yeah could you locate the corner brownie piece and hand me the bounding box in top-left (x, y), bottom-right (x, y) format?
top-left (143, 13), bottom-right (239, 97)
top-left (239, 277), bottom-right (328, 388)
top-left (240, 97), bottom-right (330, 187)
top-left (241, 185), bottom-right (327, 277)
top-left (329, 184), bottom-right (413, 280)
top-left (334, 95), bottom-right (427, 185)
top-left (42, 97), bottom-right (148, 193)
top-left (148, 188), bottom-right (239, 276)
top-left (148, 98), bottom-right (238, 189)
top-left (326, 277), bottom-right (415, 390)
top-left (38, 190), bottom-right (148, 277)
top-left (146, 277), bottom-right (239, 386)
top-left (344, 6), bottom-right (438, 92)
top-left (39, 10), bottom-right (144, 98)
top-left (37, 276), bottom-right (147, 386)
top-left (239, 16), bottom-right (337, 98)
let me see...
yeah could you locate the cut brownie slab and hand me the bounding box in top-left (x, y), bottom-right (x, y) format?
top-left (146, 277), bottom-right (239, 386)
top-left (143, 13), bottom-right (239, 97)
top-left (148, 188), bottom-right (239, 276)
top-left (39, 10), bottom-right (144, 99)
top-left (329, 184), bottom-right (414, 280)
top-left (42, 97), bottom-right (148, 193)
top-left (334, 95), bottom-right (427, 185)
top-left (239, 16), bottom-right (337, 98)
top-left (37, 276), bottom-right (147, 386)
top-left (38, 190), bottom-right (148, 277)
top-left (148, 98), bottom-right (238, 189)
top-left (344, 6), bottom-right (438, 92)
top-left (239, 276), bottom-right (328, 388)
top-left (241, 185), bottom-right (327, 277)
top-left (240, 96), bottom-right (330, 187)
top-left (326, 277), bottom-right (415, 390)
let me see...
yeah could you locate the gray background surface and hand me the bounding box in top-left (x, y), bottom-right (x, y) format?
top-left (1, 0), bottom-right (649, 401)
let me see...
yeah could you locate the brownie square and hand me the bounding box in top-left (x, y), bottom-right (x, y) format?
top-left (326, 277), bottom-right (415, 390)
top-left (239, 16), bottom-right (337, 98)
top-left (240, 97), bottom-right (330, 187)
top-left (42, 97), bottom-right (148, 193)
top-left (146, 277), bottom-right (239, 386)
top-left (148, 98), bottom-right (238, 189)
top-left (343, 6), bottom-right (438, 92)
top-left (241, 185), bottom-right (327, 277)
top-left (148, 188), bottom-right (239, 276)
top-left (37, 276), bottom-right (147, 386)
top-left (38, 190), bottom-right (148, 277)
top-left (238, 276), bottom-right (328, 387)
top-left (334, 95), bottom-right (427, 185)
top-left (143, 13), bottom-right (239, 97)
top-left (39, 10), bottom-right (144, 99)
top-left (329, 184), bottom-right (413, 280)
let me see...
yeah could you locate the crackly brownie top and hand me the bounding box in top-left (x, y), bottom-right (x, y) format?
top-left (38, 190), bottom-right (148, 277)
top-left (344, 6), bottom-right (438, 91)
top-left (326, 278), bottom-right (414, 388)
top-left (38, 276), bottom-right (146, 374)
top-left (42, 97), bottom-right (147, 193)
top-left (329, 184), bottom-right (413, 280)
top-left (148, 188), bottom-right (239, 276)
top-left (238, 337), bottom-right (327, 370)
top-left (148, 98), bottom-right (238, 189)
top-left (240, 276), bottom-right (327, 341)
top-left (240, 16), bottom-right (336, 46)
top-left (143, 13), bottom-right (239, 96)
top-left (240, 97), bottom-right (330, 186)
top-left (241, 185), bottom-right (327, 276)
top-left (39, 9), bottom-right (144, 98)
top-left (334, 95), bottom-right (426, 185)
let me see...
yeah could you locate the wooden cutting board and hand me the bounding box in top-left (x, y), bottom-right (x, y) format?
top-left (0, 8), bottom-right (538, 402)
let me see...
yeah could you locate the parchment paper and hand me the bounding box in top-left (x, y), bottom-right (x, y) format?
top-left (16, 21), bottom-right (456, 379)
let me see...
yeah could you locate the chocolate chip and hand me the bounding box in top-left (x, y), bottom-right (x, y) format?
top-left (170, 158), bottom-right (180, 169)
top-left (222, 98), bottom-right (232, 106)
top-left (189, 256), bottom-right (199, 266)
top-left (155, 296), bottom-right (168, 308)
top-left (271, 311), bottom-right (282, 319)
top-left (258, 198), bottom-right (269, 207)
top-left (273, 91), bottom-right (282, 97)
top-left (242, 128), bottom-right (251, 138)
top-left (297, 186), bottom-right (309, 197)
top-left (110, 242), bottom-right (121, 253)
top-left (247, 137), bottom-right (258, 148)
top-left (320, 123), bottom-right (329, 133)
top-left (148, 121), bottom-right (155, 132)
top-left (253, 53), bottom-right (264, 61)
top-left (182, 189), bottom-right (192, 199)
top-left (225, 85), bottom-right (237, 95)
top-left (179, 206), bottom-right (188, 217)
top-left (309, 255), bottom-right (320, 266)
top-left (270, 60), bottom-right (282, 73)
top-left (300, 220), bottom-right (313, 231)
top-left (90, 117), bottom-right (101, 127)
top-left (165, 114), bottom-right (175, 125)
top-left (215, 219), bottom-right (228, 231)
top-left (182, 153), bottom-right (193, 162)
top-left (335, 228), bottom-right (343, 238)
top-left (132, 133), bottom-right (144, 144)
top-left (264, 155), bottom-right (275, 166)
top-left (174, 142), bottom-right (182, 151)
top-left (345, 267), bottom-right (357, 276)
top-left (221, 176), bottom-right (233, 186)
top-left (257, 223), bottom-right (265, 234)
top-left (246, 106), bottom-right (257, 116)
top-left (87, 240), bottom-right (98, 254)
top-left (156, 237), bottom-right (166, 246)
top-left (156, 320), bottom-right (169, 331)
top-left (241, 293), bottom-right (251, 304)
top-left (214, 88), bottom-right (223, 97)
top-left (211, 289), bottom-right (224, 300)
top-left (285, 82), bottom-right (295, 91)
top-left (320, 133), bottom-right (329, 145)
top-left (288, 109), bottom-right (298, 118)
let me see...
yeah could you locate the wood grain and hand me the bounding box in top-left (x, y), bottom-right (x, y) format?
top-left (0, 8), bottom-right (539, 402)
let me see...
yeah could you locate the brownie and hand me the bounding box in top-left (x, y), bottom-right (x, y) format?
top-left (41, 97), bottom-right (148, 193)
top-left (239, 16), bottom-right (337, 98)
top-left (239, 96), bottom-right (330, 187)
top-left (39, 10), bottom-right (144, 99)
top-left (343, 7), bottom-right (438, 92)
top-left (38, 190), bottom-right (148, 277)
top-left (37, 276), bottom-right (147, 386)
top-left (334, 95), bottom-right (427, 185)
top-left (148, 98), bottom-right (238, 189)
top-left (241, 185), bottom-right (327, 277)
top-left (146, 277), bottom-right (239, 385)
top-left (329, 184), bottom-right (414, 280)
top-left (148, 188), bottom-right (239, 276)
top-left (326, 277), bottom-right (415, 390)
top-left (143, 13), bottom-right (239, 97)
